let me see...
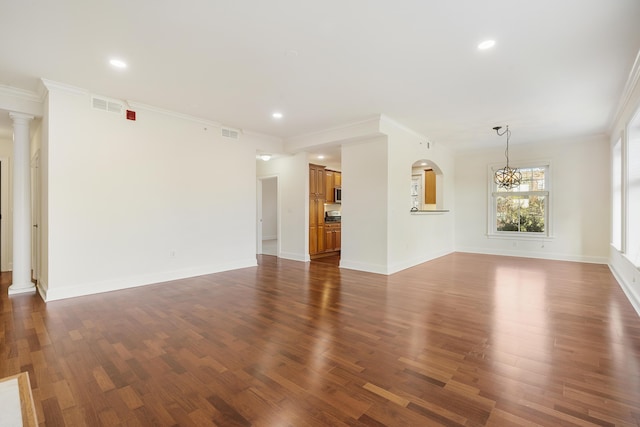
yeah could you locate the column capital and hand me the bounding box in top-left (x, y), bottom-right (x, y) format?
top-left (9, 112), bottom-right (35, 123)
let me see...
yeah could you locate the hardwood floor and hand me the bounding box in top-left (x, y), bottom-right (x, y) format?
top-left (1, 253), bottom-right (639, 426)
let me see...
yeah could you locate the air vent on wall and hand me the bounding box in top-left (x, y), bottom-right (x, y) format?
top-left (221, 127), bottom-right (240, 140)
top-left (92, 96), bottom-right (123, 114)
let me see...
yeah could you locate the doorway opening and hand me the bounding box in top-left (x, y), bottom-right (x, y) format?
top-left (257, 176), bottom-right (278, 256)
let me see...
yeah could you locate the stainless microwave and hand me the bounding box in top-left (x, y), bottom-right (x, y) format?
top-left (335, 187), bottom-right (342, 203)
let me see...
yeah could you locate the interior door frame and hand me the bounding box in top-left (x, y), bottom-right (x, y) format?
top-left (256, 179), bottom-right (263, 255)
top-left (31, 150), bottom-right (41, 282)
top-left (256, 175), bottom-right (279, 256)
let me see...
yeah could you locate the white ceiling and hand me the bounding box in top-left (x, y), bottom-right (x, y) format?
top-left (1, 0), bottom-right (639, 152)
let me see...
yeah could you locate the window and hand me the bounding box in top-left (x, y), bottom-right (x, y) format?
top-left (490, 165), bottom-right (549, 236)
top-left (612, 136), bottom-right (622, 251)
top-left (627, 110), bottom-right (640, 266)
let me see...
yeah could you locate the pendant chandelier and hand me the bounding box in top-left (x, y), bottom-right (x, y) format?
top-left (493, 125), bottom-right (521, 189)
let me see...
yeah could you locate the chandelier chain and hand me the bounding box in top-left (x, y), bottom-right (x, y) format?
top-left (493, 124), bottom-right (521, 190)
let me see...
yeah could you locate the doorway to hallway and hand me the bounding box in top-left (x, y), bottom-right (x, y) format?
top-left (257, 176), bottom-right (278, 257)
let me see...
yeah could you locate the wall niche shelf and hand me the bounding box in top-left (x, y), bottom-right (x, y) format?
top-left (410, 209), bottom-right (450, 215)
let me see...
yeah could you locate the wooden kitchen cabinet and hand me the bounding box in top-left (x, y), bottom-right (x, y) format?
top-left (325, 170), bottom-right (335, 203)
top-left (310, 219), bottom-right (324, 255)
top-left (324, 170), bottom-right (341, 204)
top-left (310, 197), bottom-right (325, 254)
top-left (425, 169), bottom-right (436, 204)
top-left (309, 164), bottom-right (326, 256)
top-left (334, 171), bottom-right (341, 187)
top-left (324, 223), bottom-right (341, 252)
top-left (310, 164), bottom-right (326, 198)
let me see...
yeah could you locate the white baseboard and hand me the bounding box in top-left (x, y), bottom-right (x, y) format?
top-left (262, 235), bottom-right (277, 241)
top-left (455, 247), bottom-right (608, 264)
top-left (339, 259), bottom-right (389, 275)
top-left (340, 249), bottom-right (454, 276)
top-left (387, 249), bottom-right (454, 274)
top-left (44, 258), bottom-right (257, 301)
top-left (609, 264), bottom-right (640, 317)
top-left (278, 251), bottom-right (307, 262)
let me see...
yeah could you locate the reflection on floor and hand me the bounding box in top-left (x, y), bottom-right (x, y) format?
top-left (262, 239), bottom-right (277, 256)
top-left (311, 253), bottom-right (340, 265)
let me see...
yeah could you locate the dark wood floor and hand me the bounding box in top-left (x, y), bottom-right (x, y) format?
top-left (2, 253), bottom-right (640, 426)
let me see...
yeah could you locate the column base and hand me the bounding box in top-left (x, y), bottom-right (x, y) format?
top-left (8, 284), bottom-right (36, 296)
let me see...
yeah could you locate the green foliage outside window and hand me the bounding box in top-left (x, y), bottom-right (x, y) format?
top-left (496, 195), bottom-right (545, 232)
top-left (495, 167), bottom-right (546, 233)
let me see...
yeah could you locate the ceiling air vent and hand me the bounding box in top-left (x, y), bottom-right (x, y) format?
top-left (221, 127), bottom-right (240, 140)
top-left (92, 96), bottom-right (123, 114)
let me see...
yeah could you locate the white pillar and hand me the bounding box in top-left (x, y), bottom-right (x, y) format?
top-left (8, 112), bottom-right (35, 295)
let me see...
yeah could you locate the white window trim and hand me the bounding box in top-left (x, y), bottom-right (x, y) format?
top-left (611, 131), bottom-right (624, 252)
top-left (624, 106), bottom-right (640, 268)
top-left (621, 127), bottom-right (628, 255)
top-left (486, 160), bottom-right (553, 239)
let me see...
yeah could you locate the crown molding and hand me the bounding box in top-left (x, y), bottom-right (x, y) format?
top-left (610, 48), bottom-right (640, 131)
top-left (242, 129), bottom-right (284, 147)
top-left (0, 83), bottom-right (44, 117)
top-left (284, 115), bottom-right (383, 152)
top-left (285, 114), bottom-right (428, 152)
top-left (379, 114), bottom-right (427, 140)
top-left (0, 84), bottom-right (41, 103)
top-left (242, 129), bottom-right (282, 143)
top-left (126, 100), bottom-right (223, 128)
top-left (288, 115), bottom-right (382, 141)
top-left (40, 79), bottom-right (87, 96)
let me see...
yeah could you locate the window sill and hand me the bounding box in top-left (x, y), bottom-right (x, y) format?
top-left (621, 252), bottom-right (640, 270)
top-left (486, 233), bottom-right (553, 240)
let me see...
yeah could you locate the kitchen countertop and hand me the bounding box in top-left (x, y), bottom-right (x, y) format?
top-left (410, 209), bottom-right (450, 214)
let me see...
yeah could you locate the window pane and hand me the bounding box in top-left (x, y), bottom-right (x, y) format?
top-left (496, 195), bottom-right (545, 233)
top-left (531, 167), bottom-right (545, 190)
top-left (612, 138), bottom-right (622, 250)
top-left (628, 112), bottom-right (640, 266)
top-left (496, 167), bottom-right (545, 192)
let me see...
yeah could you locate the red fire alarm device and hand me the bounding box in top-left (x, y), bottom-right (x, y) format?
top-left (126, 110), bottom-right (136, 121)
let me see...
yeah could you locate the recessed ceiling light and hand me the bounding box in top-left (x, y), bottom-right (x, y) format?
top-left (478, 40), bottom-right (496, 50)
top-left (317, 155), bottom-right (325, 160)
top-left (109, 58), bottom-right (127, 68)
top-left (259, 154), bottom-right (272, 161)
top-left (272, 112), bottom-right (283, 119)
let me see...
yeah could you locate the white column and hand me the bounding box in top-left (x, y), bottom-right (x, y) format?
top-left (8, 112), bottom-right (35, 295)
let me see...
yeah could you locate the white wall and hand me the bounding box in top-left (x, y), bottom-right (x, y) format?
top-left (42, 84), bottom-right (261, 300)
top-left (455, 136), bottom-right (610, 263)
top-left (384, 122), bottom-right (455, 273)
top-left (261, 176), bottom-right (277, 240)
top-left (299, 116), bottom-right (456, 275)
top-left (340, 136), bottom-right (389, 273)
top-left (256, 152), bottom-right (308, 261)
